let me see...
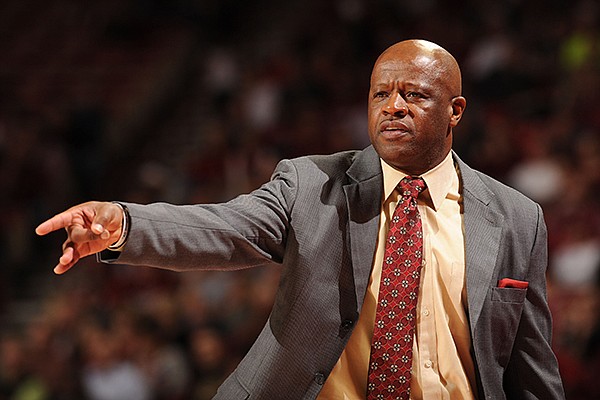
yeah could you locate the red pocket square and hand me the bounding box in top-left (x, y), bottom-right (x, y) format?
top-left (498, 278), bottom-right (529, 289)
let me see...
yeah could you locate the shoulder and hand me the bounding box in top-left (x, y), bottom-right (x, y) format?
top-left (475, 170), bottom-right (536, 206)
top-left (456, 153), bottom-right (536, 204)
top-left (266, 147), bottom-right (379, 209)
top-left (293, 149), bottom-right (363, 171)
top-left (274, 148), bottom-right (369, 182)
top-left (457, 154), bottom-right (543, 223)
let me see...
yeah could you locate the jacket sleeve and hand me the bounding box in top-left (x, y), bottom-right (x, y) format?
top-left (503, 204), bottom-right (565, 399)
top-left (100, 159), bottom-right (299, 271)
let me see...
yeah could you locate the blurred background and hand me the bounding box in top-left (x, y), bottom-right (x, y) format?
top-left (1, 0), bottom-right (599, 399)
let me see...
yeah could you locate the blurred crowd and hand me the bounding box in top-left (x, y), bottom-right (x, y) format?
top-left (1, 0), bottom-right (599, 399)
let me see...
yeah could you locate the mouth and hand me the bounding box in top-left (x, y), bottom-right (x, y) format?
top-left (379, 120), bottom-right (411, 138)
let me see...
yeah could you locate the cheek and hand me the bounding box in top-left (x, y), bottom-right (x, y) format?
top-left (367, 105), bottom-right (379, 130)
top-left (420, 106), bottom-right (451, 130)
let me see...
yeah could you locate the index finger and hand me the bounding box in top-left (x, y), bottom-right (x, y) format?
top-left (35, 211), bottom-right (76, 236)
top-left (35, 201), bottom-right (101, 236)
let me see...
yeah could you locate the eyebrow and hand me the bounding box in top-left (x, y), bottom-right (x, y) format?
top-left (371, 81), bottom-right (433, 93)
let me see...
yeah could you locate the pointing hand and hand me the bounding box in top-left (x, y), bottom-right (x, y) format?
top-left (35, 201), bottom-right (124, 274)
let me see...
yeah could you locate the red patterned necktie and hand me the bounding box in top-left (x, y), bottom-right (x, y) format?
top-left (367, 176), bottom-right (426, 400)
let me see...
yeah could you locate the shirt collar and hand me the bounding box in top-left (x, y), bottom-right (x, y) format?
top-left (381, 151), bottom-right (457, 211)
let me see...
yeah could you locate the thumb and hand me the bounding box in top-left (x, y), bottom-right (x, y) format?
top-left (91, 221), bottom-right (107, 237)
top-left (92, 202), bottom-right (124, 239)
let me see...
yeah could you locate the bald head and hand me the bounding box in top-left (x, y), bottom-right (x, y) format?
top-left (367, 39), bottom-right (467, 174)
top-left (374, 39), bottom-right (462, 97)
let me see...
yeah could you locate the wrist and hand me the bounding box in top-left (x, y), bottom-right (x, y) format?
top-left (107, 202), bottom-right (130, 251)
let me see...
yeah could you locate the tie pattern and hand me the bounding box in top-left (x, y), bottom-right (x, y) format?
top-left (367, 176), bottom-right (426, 400)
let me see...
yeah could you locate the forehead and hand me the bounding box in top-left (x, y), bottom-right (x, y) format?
top-left (371, 57), bottom-right (443, 88)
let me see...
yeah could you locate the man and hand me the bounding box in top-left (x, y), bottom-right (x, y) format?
top-left (36, 40), bottom-right (565, 399)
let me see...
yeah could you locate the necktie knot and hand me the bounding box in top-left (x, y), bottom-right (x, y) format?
top-left (398, 176), bottom-right (426, 200)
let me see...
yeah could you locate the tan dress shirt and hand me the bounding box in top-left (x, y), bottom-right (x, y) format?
top-left (318, 151), bottom-right (477, 399)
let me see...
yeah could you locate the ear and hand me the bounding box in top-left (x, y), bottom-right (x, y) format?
top-left (449, 96), bottom-right (466, 128)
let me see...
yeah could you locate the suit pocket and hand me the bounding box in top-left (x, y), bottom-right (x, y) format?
top-left (489, 287), bottom-right (527, 367)
top-left (491, 287), bottom-right (527, 303)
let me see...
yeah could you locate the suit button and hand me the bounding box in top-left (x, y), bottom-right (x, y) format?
top-left (314, 372), bottom-right (326, 385)
top-left (341, 319), bottom-right (354, 329)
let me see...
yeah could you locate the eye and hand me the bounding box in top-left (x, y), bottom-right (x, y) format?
top-left (405, 91), bottom-right (424, 99)
top-left (373, 91), bottom-right (389, 99)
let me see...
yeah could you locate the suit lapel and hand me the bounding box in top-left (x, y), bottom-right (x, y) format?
top-left (343, 146), bottom-right (383, 306)
top-left (455, 154), bottom-right (504, 332)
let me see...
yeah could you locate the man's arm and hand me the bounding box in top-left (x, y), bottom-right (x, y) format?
top-left (113, 159), bottom-right (297, 271)
top-left (36, 158), bottom-right (298, 274)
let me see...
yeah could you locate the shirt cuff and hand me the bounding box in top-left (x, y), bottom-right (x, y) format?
top-left (107, 202), bottom-right (130, 251)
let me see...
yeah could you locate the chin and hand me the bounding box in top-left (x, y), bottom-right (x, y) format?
top-left (377, 144), bottom-right (414, 164)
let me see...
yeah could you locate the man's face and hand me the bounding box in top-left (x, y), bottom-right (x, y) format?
top-left (368, 49), bottom-right (463, 175)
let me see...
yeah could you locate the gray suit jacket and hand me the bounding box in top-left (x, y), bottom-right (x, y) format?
top-left (111, 146), bottom-right (565, 399)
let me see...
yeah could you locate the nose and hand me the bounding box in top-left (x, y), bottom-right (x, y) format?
top-left (383, 92), bottom-right (408, 117)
